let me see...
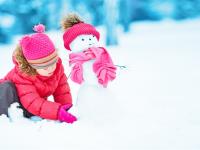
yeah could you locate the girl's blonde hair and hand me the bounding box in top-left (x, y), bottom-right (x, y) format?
top-left (13, 45), bottom-right (37, 76)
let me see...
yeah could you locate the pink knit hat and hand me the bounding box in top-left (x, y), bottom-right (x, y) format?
top-left (63, 23), bottom-right (100, 50)
top-left (20, 24), bottom-right (58, 69)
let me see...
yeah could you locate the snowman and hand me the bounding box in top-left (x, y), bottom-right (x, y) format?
top-left (61, 14), bottom-right (117, 122)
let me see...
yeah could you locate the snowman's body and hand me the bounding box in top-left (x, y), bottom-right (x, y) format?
top-left (70, 34), bottom-right (100, 86)
top-left (69, 34), bottom-right (115, 122)
top-left (82, 60), bottom-right (97, 85)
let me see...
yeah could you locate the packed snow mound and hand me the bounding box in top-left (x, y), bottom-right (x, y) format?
top-left (1, 102), bottom-right (126, 150)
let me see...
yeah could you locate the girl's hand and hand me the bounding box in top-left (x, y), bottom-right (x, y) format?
top-left (58, 104), bottom-right (77, 123)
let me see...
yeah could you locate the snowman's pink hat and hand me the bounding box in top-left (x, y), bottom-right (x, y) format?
top-left (63, 23), bottom-right (100, 50)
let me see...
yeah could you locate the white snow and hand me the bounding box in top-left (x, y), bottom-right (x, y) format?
top-left (0, 18), bottom-right (200, 150)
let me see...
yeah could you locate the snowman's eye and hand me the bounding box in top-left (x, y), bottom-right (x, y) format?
top-left (81, 38), bottom-right (85, 41)
top-left (89, 38), bottom-right (91, 40)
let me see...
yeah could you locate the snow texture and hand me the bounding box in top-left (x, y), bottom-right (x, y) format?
top-left (0, 19), bottom-right (200, 150)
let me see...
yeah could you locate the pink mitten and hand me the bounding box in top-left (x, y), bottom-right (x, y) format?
top-left (63, 103), bottom-right (73, 111)
top-left (58, 104), bottom-right (77, 123)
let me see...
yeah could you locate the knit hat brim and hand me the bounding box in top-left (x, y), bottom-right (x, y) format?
top-left (63, 23), bottom-right (100, 50)
top-left (27, 51), bottom-right (58, 69)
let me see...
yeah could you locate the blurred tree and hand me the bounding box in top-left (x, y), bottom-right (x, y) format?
top-left (131, 0), bottom-right (160, 21)
top-left (0, 27), bottom-right (8, 43)
top-left (11, 0), bottom-right (49, 34)
top-left (104, 0), bottom-right (118, 46)
top-left (0, 0), bottom-right (14, 43)
top-left (69, 0), bottom-right (92, 23)
top-left (119, 0), bottom-right (132, 32)
top-left (174, 0), bottom-right (200, 19)
top-left (149, 0), bottom-right (175, 19)
top-left (47, 0), bottom-right (62, 29)
top-left (86, 0), bottom-right (104, 25)
top-left (0, 13), bottom-right (15, 43)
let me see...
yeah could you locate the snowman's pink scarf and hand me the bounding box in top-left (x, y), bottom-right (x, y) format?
top-left (69, 47), bottom-right (116, 87)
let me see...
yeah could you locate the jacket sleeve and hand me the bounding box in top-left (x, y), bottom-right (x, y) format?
top-left (53, 65), bottom-right (72, 105)
top-left (15, 82), bottom-right (61, 120)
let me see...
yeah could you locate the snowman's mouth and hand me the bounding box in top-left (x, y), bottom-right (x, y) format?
top-left (89, 43), bottom-right (94, 46)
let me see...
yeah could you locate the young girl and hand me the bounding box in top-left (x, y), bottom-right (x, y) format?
top-left (0, 24), bottom-right (77, 124)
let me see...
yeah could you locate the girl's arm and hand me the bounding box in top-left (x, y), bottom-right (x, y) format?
top-left (16, 83), bottom-right (61, 120)
top-left (53, 63), bottom-right (72, 105)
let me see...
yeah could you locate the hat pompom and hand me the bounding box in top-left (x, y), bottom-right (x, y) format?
top-left (33, 24), bottom-right (45, 33)
top-left (61, 13), bottom-right (83, 31)
top-left (20, 35), bottom-right (31, 48)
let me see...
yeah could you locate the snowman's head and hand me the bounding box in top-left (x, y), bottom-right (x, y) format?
top-left (62, 14), bottom-right (100, 51)
top-left (69, 34), bottom-right (99, 52)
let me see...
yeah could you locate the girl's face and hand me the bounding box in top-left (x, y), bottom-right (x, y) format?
top-left (69, 34), bottom-right (98, 52)
top-left (36, 62), bottom-right (57, 77)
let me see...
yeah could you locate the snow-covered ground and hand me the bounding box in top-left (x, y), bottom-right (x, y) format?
top-left (0, 18), bottom-right (200, 150)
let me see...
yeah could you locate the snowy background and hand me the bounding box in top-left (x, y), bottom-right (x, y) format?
top-left (1, 0), bottom-right (200, 150)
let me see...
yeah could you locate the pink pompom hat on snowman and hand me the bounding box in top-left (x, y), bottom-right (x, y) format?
top-left (63, 23), bottom-right (100, 51)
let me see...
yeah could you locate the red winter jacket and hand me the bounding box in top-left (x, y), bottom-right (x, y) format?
top-left (2, 57), bottom-right (72, 120)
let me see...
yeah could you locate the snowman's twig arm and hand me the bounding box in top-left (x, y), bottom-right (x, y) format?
top-left (115, 64), bottom-right (127, 69)
top-left (67, 72), bottom-right (71, 80)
